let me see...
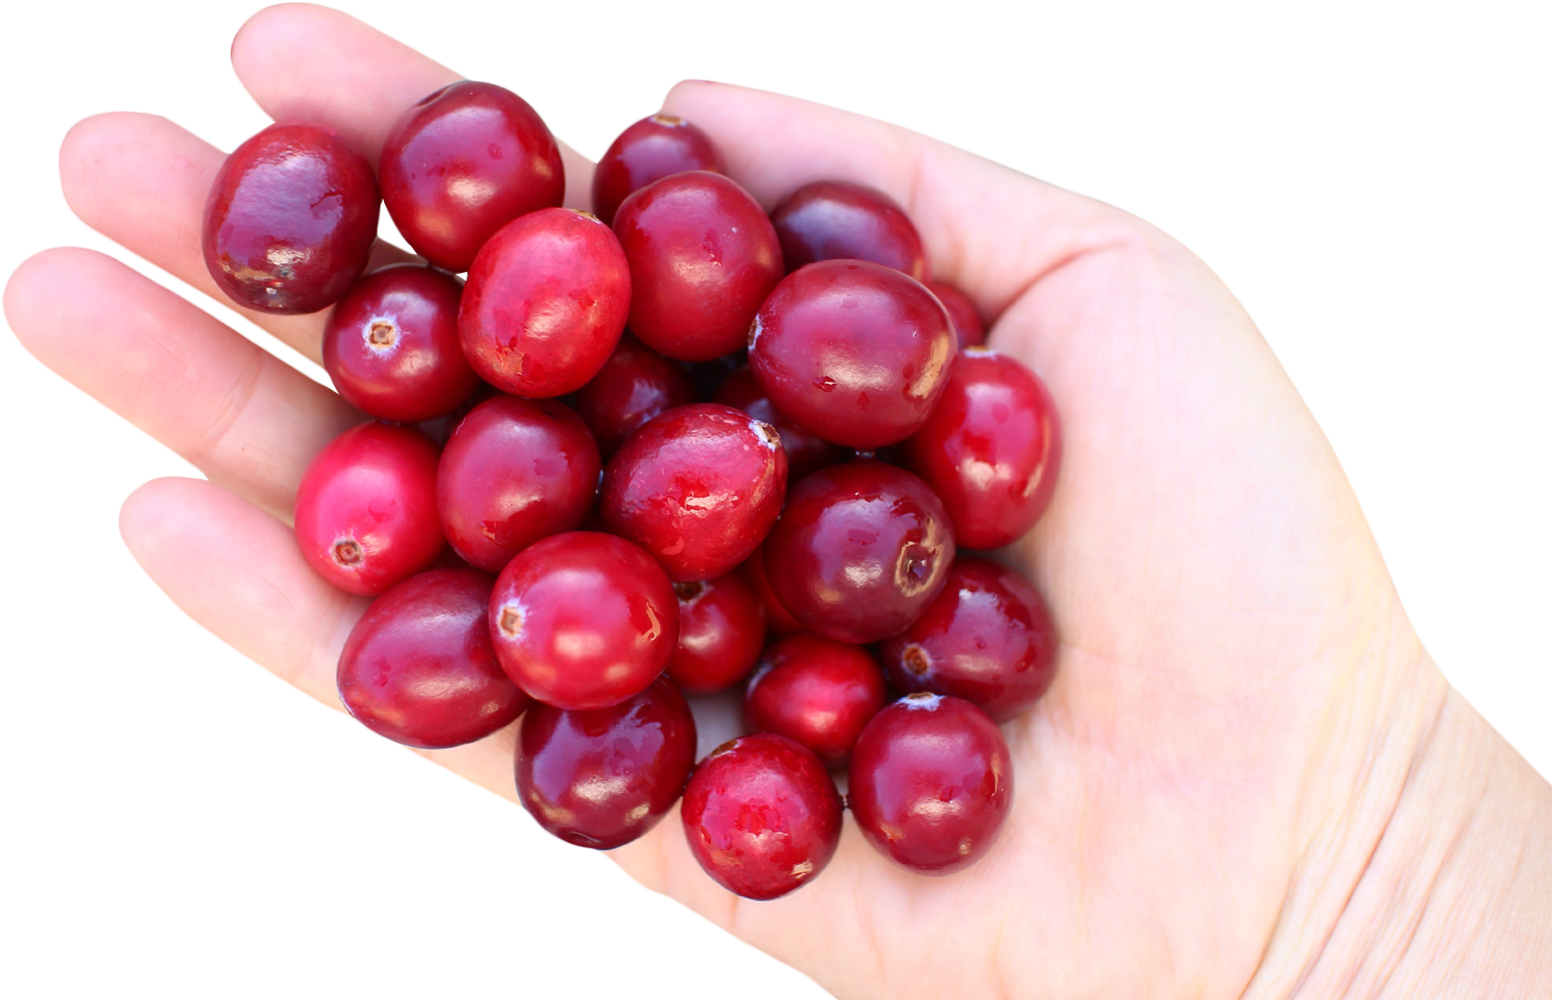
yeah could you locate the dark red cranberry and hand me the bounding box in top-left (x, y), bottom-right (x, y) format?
top-left (904, 348), bottom-right (1061, 549)
top-left (749, 260), bottom-right (955, 449)
top-left (769, 180), bottom-right (928, 282)
top-left (743, 634), bottom-right (887, 766)
top-left (666, 574), bottom-right (766, 694)
top-left (294, 423), bottom-right (444, 595)
top-left (765, 460), bottom-right (954, 644)
top-left (379, 81), bottom-right (564, 272)
top-left (680, 734), bottom-right (843, 900)
top-left (928, 281), bottom-right (985, 349)
top-left (879, 558), bottom-right (1057, 721)
top-left (713, 366), bottom-right (846, 481)
top-left (600, 403), bottom-right (787, 582)
top-left (613, 171), bottom-right (783, 362)
top-left (202, 123), bottom-right (379, 314)
top-left (848, 694), bottom-right (1012, 875)
top-left (490, 532), bottom-right (677, 710)
top-left (516, 677), bottom-right (695, 849)
top-left (572, 334), bottom-right (696, 456)
top-left (739, 542), bottom-right (805, 637)
top-left (436, 395), bottom-right (600, 572)
top-left (591, 114), bottom-right (725, 227)
top-left (338, 569), bottom-right (527, 748)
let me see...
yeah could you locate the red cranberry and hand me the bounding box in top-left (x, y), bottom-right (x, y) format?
top-left (739, 542), bottom-right (805, 637)
top-left (459, 208), bottom-right (630, 398)
top-left (904, 348), bottom-right (1062, 549)
top-left (765, 460), bottom-right (954, 644)
top-left (749, 260), bottom-right (955, 449)
top-left (436, 395), bottom-right (600, 572)
top-left (680, 734), bottom-right (843, 900)
top-left (928, 281), bottom-right (986, 349)
top-left (743, 634), bottom-right (887, 766)
top-left (591, 114), bottom-right (725, 227)
top-left (879, 558), bottom-right (1057, 721)
top-left (666, 574), bottom-right (766, 694)
top-left (294, 423), bottom-right (444, 595)
top-left (379, 81), bottom-right (564, 272)
top-left (769, 180), bottom-right (928, 282)
top-left (322, 265), bottom-right (476, 422)
top-left (489, 532), bottom-right (678, 710)
top-left (613, 171), bottom-right (783, 362)
top-left (202, 123), bottom-right (379, 314)
top-left (572, 334), bottom-right (696, 456)
top-left (600, 403), bottom-right (787, 582)
top-left (516, 677), bottom-right (696, 849)
top-left (338, 569), bottom-right (527, 748)
top-left (713, 366), bottom-right (846, 481)
top-left (848, 694), bottom-right (1012, 875)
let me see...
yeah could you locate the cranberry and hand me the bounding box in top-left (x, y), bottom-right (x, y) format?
top-left (848, 694), bottom-right (1012, 875)
top-left (489, 532), bottom-right (677, 711)
top-left (613, 171), bottom-right (783, 362)
top-left (769, 180), bottom-right (928, 282)
top-left (294, 423), bottom-right (444, 595)
top-left (572, 334), bottom-right (696, 456)
top-left (749, 260), bottom-right (955, 449)
top-left (739, 542), bottom-right (806, 637)
top-left (713, 366), bottom-right (845, 481)
top-left (436, 395), bottom-right (600, 572)
top-left (928, 281), bottom-right (986, 349)
top-left (879, 558), bottom-right (1057, 721)
top-left (600, 403), bottom-right (787, 582)
top-left (338, 569), bottom-right (527, 748)
top-left (765, 460), bottom-right (954, 644)
top-left (680, 734), bottom-right (843, 900)
top-left (379, 81), bottom-right (564, 272)
top-left (516, 677), bottom-right (696, 849)
top-left (666, 574), bottom-right (766, 694)
top-left (202, 123), bottom-right (379, 314)
top-left (743, 634), bottom-right (887, 766)
top-left (459, 208), bottom-right (630, 398)
top-left (904, 348), bottom-right (1062, 549)
top-left (591, 114), bottom-right (726, 227)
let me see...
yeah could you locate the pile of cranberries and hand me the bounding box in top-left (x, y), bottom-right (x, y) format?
top-left (203, 81), bottom-right (1061, 901)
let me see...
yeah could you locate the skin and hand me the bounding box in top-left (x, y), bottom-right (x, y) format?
top-left (4, 6), bottom-right (1549, 998)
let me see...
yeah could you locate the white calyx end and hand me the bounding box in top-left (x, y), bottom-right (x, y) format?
top-left (747, 315), bottom-right (763, 352)
top-left (900, 692), bottom-right (943, 710)
top-left (751, 419), bottom-right (782, 452)
top-left (363, 315), bottom-right (401, 354)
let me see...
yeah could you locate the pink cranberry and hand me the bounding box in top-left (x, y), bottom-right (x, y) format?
top-left (879, 558), bottom-right (1057, 722)
top-left (749, 260), bottom-right (955, 449)
top-left (928, 281), bottom-right (986, 349)
top-left (666, 573), bottom-right (766, 694)
top-left (516, 677), bottom-right (696, 849)
top-left (202, 123), bottom-right (379, 314)
top-left (600, 403), bottom-right (787, 582)
top-left (613, 171), bottom-right (783, 362)
top-left (680, 734), bottom-right (843, 900)
top-left (294, 423), bottom-right (444, 595)
top-left (338, 569), bottom-right (527, 748)
top-left (379, 81), bottom-right (564, 272)
top-left (904, 348), bottom-right (1062, 549)
top-left (489, 532), bottom-right (677, 710)
top-left (572, 334), bottom-right (696, 456)
top-left (591, 114), bottom-right (725, 227)
top-left (743, 634), bottom-right (887, 766)
top-left (769, 180), bottom-right (928, 282)
top-left (436, 395), bottom-right (600, 573)
top-left (713, 366), bottom-right (845, 481)
top-left (765, 460), bottom-right (954, 644)
top-left (739, 542), bottom-right (805, 637)
top-left (848, 694), bottom-right (1012, 875)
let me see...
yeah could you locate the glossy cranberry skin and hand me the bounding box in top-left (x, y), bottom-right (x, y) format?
top-left (572, 334), bottom-right (696, 456)
top-left (739, 542), bottom-right (805, 637)
top-left (928, 281), bottom-right (986, 349)
top-left (613, 171), bottom-right (783, 362)
top-left (765, 461), bottom-right (954, 644)
top-left (294, 423), bottom-right (444, 595)
top-left (713, 366), bottom-right (845, 481)
top-left (743, 634), bottom-right (887, 766)
top-left (338, 569), bottom-right (527, 748)
top-left (681, 734), bottom-right (843, 900)
top-left (516, 677), bottom-right (696, 849)
top-left (202, 123), bottom-right (379, 314)
top-left (490, 532), bottom-right (678, 710)
top-left (379, 81), bottom-right (564, 272)
top-left (849, 694), bottom-right (1012, 875)
top-left (904, 348), bottom-right (1062, 549)
top-left (436, 395), bottom-right (600, 572)
top-left (600, 403), bottom-right (787, 582)
top-left (769, 180), bottom-right (928, 282)
top-left (591, 114), bottom-right (726, 227)
top-left (749, 260), bottom-right (955, 450)
top-left (666, 574), bottom-right (766, 694)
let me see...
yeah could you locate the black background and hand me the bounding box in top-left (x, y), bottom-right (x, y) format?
top-left (9, 5), bottom-right (1539, 993)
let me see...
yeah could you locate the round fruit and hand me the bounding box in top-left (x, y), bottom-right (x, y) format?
top-left (770, 179), bottom-right (927, 281)
top-left (591, 114), bottom-right (725, 227)
top-left (928, 281), bottom-right (985, 349)
top-left (743, 634), bottom-right (887, 766)
top-left (666, 573), bottom-right (766, 694)
top-left (713, 366), bottom-right (845, 481)
top-left (572, 333), bottom-right (696, 456)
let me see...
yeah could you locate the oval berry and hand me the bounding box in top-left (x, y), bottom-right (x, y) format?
top-left (743, 634), bottom-right (887, 766)
top-left (591, 114), bottom-right (725, 227)
top-left (713, 366), bottom-right (845, 481)
top-left (928, 281), bottom-right (986, 349)
top-left (572, 333), bottom-right (696, 456)
top-left (666, 573), bottom-right (766, 694)
top-left (770, 180), bottom-right (927, 282)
